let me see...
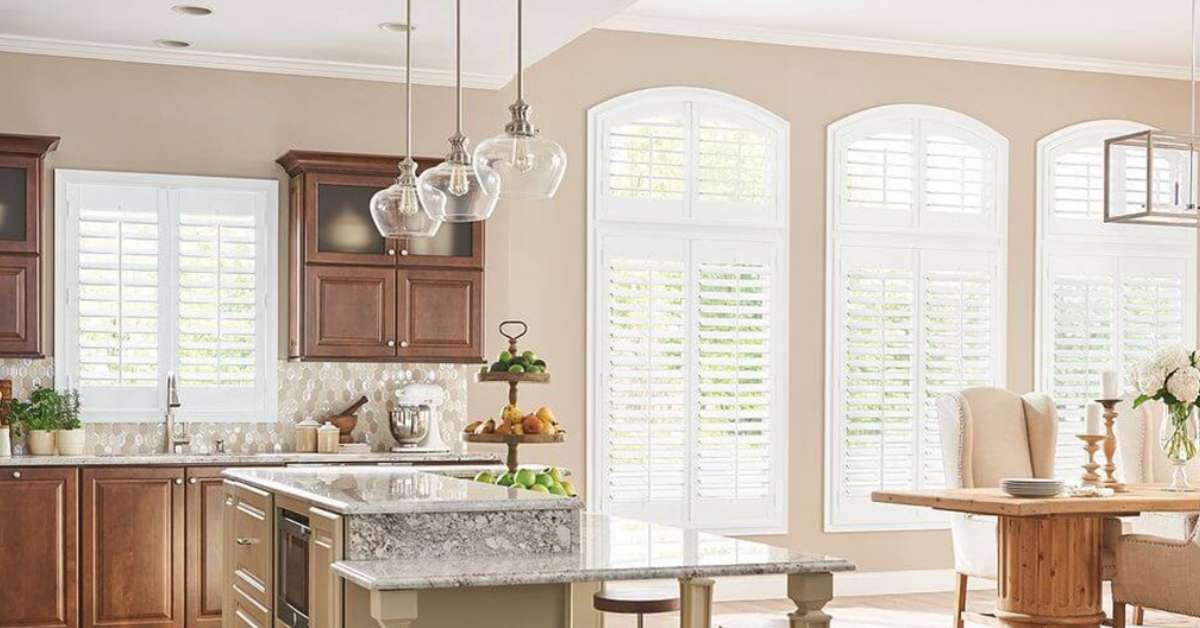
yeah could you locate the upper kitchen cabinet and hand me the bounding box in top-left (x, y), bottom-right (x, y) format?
top-left (278, 150), bottom-right (485, 363)
top-left (0, 133), bottom-right (58, 357)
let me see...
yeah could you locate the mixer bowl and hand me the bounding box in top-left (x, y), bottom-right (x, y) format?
top-left (388, 406), bottom-right (430, 448)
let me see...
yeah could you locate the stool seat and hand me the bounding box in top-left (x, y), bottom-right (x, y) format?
top-left (593, 586), bottom-right (681, 615)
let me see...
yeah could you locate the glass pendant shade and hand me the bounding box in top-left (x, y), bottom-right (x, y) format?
top-left (417, 150), bottom-right (501, 223)
top-left (1104, 130), bottom-right (1200, 227)
top-left (475, 128), bottom-right (566, 200)
top-left (370, 161), bottom-right (443, 238)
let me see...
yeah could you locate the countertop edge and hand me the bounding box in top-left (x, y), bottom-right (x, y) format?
top-left (0, 452), bottom-right (501, 467)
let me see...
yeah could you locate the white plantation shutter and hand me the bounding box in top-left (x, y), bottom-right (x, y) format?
top-left (590, 88), bottom-right (788, 532)
top-left (1037, 122), bottom-right (1196, 480)
top-left (827, 105), bottom-right (1007, 531)
top-left (56, 171), bottom-right (277, 422)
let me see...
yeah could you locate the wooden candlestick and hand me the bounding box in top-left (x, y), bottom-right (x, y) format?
top-left (1076, 434), bottom-right (1106, 487)
top-left (1096, 399), bottom-right (1128, 493)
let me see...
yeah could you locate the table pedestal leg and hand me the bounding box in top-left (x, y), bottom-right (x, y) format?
top-left (788, 572), bottom-right (833, 627)
top-left (679, 577), bottom-right (715, 628)
top-left (996, 515), bottom-right (1104, 628)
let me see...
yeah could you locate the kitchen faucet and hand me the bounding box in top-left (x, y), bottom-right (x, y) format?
top-left (164, 373), bottom-right (189, 454)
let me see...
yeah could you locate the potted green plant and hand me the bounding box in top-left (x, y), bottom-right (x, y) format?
top-left (20, 388), bottom-right (58, 455)
top-left (0, 397), bottom-right (20, 457)
top-left (54, 389), bottom-right (83, 456)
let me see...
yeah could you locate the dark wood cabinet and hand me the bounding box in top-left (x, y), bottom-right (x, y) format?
top-left (0, 467), bottom-right (79, 628)
top-left (278, 150), bottom-right (485, 363)
top-left (0, 133), bottom-right (58, 357)
top-left (185, 468), bottom-right (227, 628)
top-left (83, 467), bottom-right (185, 628)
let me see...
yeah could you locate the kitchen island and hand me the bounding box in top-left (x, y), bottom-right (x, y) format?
top-left (223, 466), bottom-right (854, 628)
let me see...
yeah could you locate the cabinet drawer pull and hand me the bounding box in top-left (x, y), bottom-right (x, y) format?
top-left (226, 497), bottom-right (236, 506)
top-left (235, 537), bottom-right (256, 546)
top-left (11, 471), bottom-right (21, 479)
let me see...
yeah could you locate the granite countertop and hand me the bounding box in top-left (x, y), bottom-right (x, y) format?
top-left (224, 466), bottom-right (580, 515)
top-left (332, 513), bottom-right (855, 590)
top-left (0, 451), bottom-right (498, 467)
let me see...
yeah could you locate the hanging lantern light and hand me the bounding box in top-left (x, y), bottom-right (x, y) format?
top-left (370, 0), bottom-right (443, 238)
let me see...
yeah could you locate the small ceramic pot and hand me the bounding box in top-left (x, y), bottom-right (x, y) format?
top-left (56, 429), bottom-right (85, 456)
top-left (0, 426), bottom-right (11, 458)
top-left (27, 430), bottom-right (55, 456)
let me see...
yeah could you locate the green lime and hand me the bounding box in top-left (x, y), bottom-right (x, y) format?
top-left (535, 473), bottom-right (554, 488)
top-left (496, 472), bottom-right (515, 487)
top-left (474, 471), bottom-right (496, 484)
top-left (533, 359), bottom-right (547, 368)
top-left (522, 351), bottom-right (536, 362)
top-left (528, 365), bottom-right (544, 374)
top-left (490, 361), bottom-right (507, 372)
top-left (515, 468), bottom-right (537, 488)
top-left (529, 484), bottom-right (550, 494)
top-left (508, 364), bottom-right (526, 374)
top-left (548, 483), bottom-right (566, 496)
top-left (498, 351), bottom-right (512, 363)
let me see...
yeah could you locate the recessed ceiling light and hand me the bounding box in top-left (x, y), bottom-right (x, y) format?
top-left (154, 39), bottom-right (192, 49)
top-left (171, 5), bottom-right (212, 16)
top-left (378, 22), bottom-right (413, 33)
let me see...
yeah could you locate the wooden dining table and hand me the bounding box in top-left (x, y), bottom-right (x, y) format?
top-left (872, 487), bottom-right (1200, 628)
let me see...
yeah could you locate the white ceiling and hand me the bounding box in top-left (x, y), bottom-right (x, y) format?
top-left (1, 0), bottom-right (1198, 86)
top-left (0, 0), bottom-right (635, 88)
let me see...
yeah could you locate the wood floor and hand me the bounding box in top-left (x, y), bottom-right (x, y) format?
top-left (603, 590), bottom-right (1200, 627)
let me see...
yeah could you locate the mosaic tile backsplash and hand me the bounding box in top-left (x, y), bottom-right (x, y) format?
top-left (0, 358), bottom-right (470, 455)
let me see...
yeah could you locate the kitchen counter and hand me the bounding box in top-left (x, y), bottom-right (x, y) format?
top-left (223, 465), bottom-right (577, 515)
top-left (332, 513), bottom-right (855, 590)
top-left (0, 450), bottom-right (498, 467)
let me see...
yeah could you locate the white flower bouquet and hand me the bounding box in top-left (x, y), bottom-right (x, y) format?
top-left (1134, 345), bottom-right (1200, 487)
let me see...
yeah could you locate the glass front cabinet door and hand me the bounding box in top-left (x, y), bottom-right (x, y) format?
top-left (0, 134), bottom-right (57, 357)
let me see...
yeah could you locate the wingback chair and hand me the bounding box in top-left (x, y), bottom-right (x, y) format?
top-left (936, 387), bottom-right (1058, 628)
top-left (1112, 524), bottom-right (1200, 627)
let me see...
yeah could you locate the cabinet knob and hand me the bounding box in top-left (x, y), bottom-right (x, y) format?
top-left (400, 340), bottom-right (410, 348)
top-left (400, 249), bottom-right (409, 256)
top-left (188, 477), bottom-right (197, 485)
top-left (387, 340), bottom-right (396, 347)
top-left (235, 537), bottom-right (256, 546)
top-left (174, 478), bottom-right (184, 486)
top-left (387, 248), bottom-right (396, 256)
top-left (11, 471), bottom-right (21, 479)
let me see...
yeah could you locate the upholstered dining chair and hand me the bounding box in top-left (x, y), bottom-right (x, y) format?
top-left (1111, 524), bottom-right (1200, 627)
top-left (936, 387), bottom-right (1060, 628)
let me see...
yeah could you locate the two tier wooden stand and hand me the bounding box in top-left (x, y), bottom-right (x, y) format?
top-left (462, 320), bottom-right (565, 473)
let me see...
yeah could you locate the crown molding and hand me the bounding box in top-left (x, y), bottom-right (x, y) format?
top-left (601, 14), bottom-right (1191, 81)
top-left (0, 34), bottom-right (511, 89)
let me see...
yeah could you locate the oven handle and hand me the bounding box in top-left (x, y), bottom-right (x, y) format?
top-left (279, 511), bottom-right (311, 540)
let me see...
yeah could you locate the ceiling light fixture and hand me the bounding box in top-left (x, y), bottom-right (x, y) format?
top-left (475, 0), bottom-right (567, 200)
top-left (153, 39), bottom-right (192, 49)
top-left (369, 0), bottom-right (443, 239)
top-left (417, 0), bottom-right (501, 223)
top-left (1103, 0), bottom-right (1200, 227)
top-left (171, 5), bottom-right (212, 16)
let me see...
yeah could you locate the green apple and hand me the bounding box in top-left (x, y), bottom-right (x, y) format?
top-left (515, 468), bottom-right (537, 488)
top-left (499, 351), bottom-right (513, 363)
top-left (474, 471), bottom-right (496, 484)
top-left (508, 364), bottom-right (526, 374)
top-left (535, 473), bottom-right (555, 488)
top-left (496, 472), bottom-right (516, 487)
top-left (548, 483), bottom-right (566, 496)
top-left (529, 484), bottom-right (550, 494)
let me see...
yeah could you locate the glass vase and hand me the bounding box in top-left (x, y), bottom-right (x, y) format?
top-left (1160, 404), bottom-right (1199, 492)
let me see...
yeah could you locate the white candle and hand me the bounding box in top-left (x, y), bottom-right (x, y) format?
top-left (1101, 369), bottom-right (1119, 399)
top-left (1086, 402), bottom-right (1103, 435)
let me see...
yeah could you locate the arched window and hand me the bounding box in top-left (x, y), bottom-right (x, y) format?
top-left (825, 105), bottom-right (1008, 531)
top-left (1036, 121), bottom-right (1196, 478)
top-left (587, 87), bottom-right (789, 533)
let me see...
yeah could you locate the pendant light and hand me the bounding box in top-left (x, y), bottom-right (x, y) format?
top-left (417, 0), bottom-right (501, 223)
top-left (474, 0), bottom-right (567, 200)
top-left (370, 0), bottom-right (443, 238)
top-left (1103, 0), bottom-right (1200, 227)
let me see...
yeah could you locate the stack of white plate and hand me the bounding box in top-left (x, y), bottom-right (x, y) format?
top-left (1000, 478), bottom-right (1064, 498)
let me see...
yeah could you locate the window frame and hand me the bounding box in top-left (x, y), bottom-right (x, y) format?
top-left (586, 86), bottom-right (790, 535)
top-left (53, 169), bottom-right (279, 423)
top-left (824, 104), bottom-right (1009, 532)
top-left (1034, 120), bottom-right (1197, 477)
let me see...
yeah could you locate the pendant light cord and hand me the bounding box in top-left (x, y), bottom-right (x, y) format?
top-left (516, 0), bottom-right (524, 101)
top-left (403, 0), bottom-right (412, 160)
top-left (455, 0), bottom-right (463, 136)
top-left (1192, 0), bottom-right (1196, 137)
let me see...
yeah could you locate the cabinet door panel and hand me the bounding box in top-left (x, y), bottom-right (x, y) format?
top-left (398, 220), bottom-right (484, 268)
top-left (185, 468), bottom-right (226, 628)
top-left (303, 265), bottom-right (397, 359)
top-left (304, 173), bottom-right (396, 266)
top-left (0, 467), bottom-right (78, 628)
top-left (0, 153), bottom-right (39, 254)
top-left (83, 467), bottom-right (184, 628)
top-left (397, 269), bottom-right (482, 361)
top-left (0, 254), bottom-right (40, 356)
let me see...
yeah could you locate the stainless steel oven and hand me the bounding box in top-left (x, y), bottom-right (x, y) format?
top-left (277, 510), bottom-right (311, 628)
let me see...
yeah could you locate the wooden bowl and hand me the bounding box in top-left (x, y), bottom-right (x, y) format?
top-left (328, 414), bottom-right (357, 444)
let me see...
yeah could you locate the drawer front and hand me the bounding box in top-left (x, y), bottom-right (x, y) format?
top-left (229, 585), bottom-right (271, 628)
top-left (224, 482), bottom-right (274, 611)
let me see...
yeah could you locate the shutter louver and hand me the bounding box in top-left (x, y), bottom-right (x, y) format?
top-left (1120, 273), bottom-right (1185, 372)
top-left (76, 197), bottom-right (159, 387)
top-left (695, 260), bottom-right (772, 500)
top-left (607, 116), bottom-right (688, 201)
top-left (605, 257), bottom-right (688, 506)
top-left (1052, 147), bottom-right (1104, 221)
top-left (843, 130), bottom-right (914, 211)
top-left (696, 117), bottom-right (771, 206)
top-left (840, 263), bottom-right (916, 498)
top-left (177, 206), bottom-right (257, 388)
top-left (923, 134), bottom-right (988, 215)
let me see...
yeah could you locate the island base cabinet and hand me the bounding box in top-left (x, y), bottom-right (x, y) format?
top-left (345, 583), bottom-right (571, 628)
top-left (0, 467), bottom-right (79, 628)
top-left (222, 481), bottom-right (274, 628)
top-left (83, 467), bottom-right (185, 628)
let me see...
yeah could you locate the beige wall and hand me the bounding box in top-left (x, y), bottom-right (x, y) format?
top-left (0, 27), bottom-right (1190, 572)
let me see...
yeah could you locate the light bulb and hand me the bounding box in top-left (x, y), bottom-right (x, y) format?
top-left (511, 136), bottom-right (536, 174)
top-left (370, 177), bottom-right (442, 239)
top-left (448, 163), bottom-right (472, 197)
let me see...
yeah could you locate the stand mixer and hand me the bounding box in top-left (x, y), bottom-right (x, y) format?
top-left (388, 383), bottom-right (450, 453)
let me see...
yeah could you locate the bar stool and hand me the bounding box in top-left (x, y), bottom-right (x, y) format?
top-left (594, 585), bottom-right (681, 628)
